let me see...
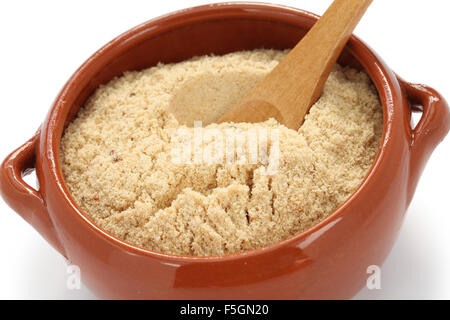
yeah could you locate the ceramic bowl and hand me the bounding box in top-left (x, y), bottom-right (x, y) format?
top-left (1, 3), bottom-right (449, 299)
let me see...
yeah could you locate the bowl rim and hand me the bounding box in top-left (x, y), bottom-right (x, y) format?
top-left (45, 2), bottom-right (397, 262)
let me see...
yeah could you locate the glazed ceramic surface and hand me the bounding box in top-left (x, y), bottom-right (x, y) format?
top-left (1, 3), bottom-right (449, 299)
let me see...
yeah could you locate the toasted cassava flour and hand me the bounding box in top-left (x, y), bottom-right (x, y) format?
top-left (61, 50), bottom-right (383, 256)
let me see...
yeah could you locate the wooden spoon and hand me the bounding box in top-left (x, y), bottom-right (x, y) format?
top-left (218, 0), bottom-right (373, 130)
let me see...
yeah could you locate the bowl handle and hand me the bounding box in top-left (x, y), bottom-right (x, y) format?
top-left (0, 130), bottom-right (66, 257)
top-left (398, 77), bottom-right (450, 202)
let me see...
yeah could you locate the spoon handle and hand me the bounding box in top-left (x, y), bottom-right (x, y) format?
top-left (220, 0), bottom-right (373, 129)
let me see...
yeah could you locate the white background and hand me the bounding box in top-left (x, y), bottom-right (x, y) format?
top-left (0, 0), bottom-right (448, 300)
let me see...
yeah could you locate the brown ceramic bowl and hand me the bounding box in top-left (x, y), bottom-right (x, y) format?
top-left (1, 3), bottom-right (449, 299)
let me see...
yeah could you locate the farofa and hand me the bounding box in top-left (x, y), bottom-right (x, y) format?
top-left (60, 49), bottom-right (383, 256)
